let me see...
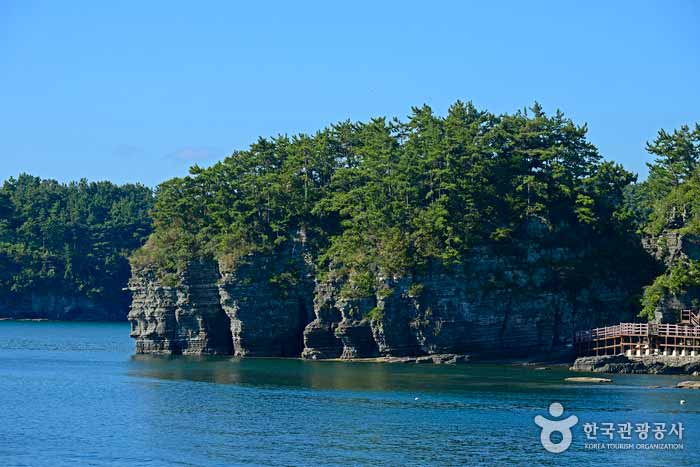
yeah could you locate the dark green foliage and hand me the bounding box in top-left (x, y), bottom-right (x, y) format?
top-left (136, 101), bottom-right (645, 309)
top-left (636, 124), bottom-right (700, 320)
top-left (627, 124), bottom-right (700, 231)
top-left (645, 124), bottom-right (700, 200)
top-left (0, 174), bottom-right (153, 316)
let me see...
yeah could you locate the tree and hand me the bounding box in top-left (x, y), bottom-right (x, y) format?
top-left (132, 101), bottom-right (651, 318)
top-left (645, 124), bottom-right (700, 199)
top-left (0, 174), bottom-right (154, 319)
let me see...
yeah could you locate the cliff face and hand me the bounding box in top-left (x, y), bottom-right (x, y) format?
top-left (303, 278), bottom-right (379, 359)
top-left (218, 242), bottom-right (314, 357)
top-left (643, 228), bottom-right (700, 323)
top-left (128, 230), bottom-right (639, 360)
top-left (302, 245), bottom-right (628, 360)
top-left (128, 260), bottom-right (232, 355)
top-left (128, 243), bottom-right (635, 360)
top-left (300, 281), bottom-right (345, 359)
top-left (128, 239), bottom-right (314, 357)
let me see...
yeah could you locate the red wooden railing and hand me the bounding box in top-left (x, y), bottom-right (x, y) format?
top-left (681, 309), bottom-right (700, 326)
top-left (575, 309), bottom-right (700, 356)
top-left (575, 323), bottom-right (700, 343)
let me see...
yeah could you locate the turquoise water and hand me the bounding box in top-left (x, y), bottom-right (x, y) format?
top-left (1, 321), bottom-right (699, 466)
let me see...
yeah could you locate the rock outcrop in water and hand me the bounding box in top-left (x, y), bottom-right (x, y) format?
top-left (303, 241), bottom-right (631, 360)
top-left (128, 224), bottom-right (644, 361)
top-left (572, 355), bottom-right (700, 375)
top-left (124, 103), bottom-right (666, 361)
top-left (128, 259), bottom-right (232, 355)
top-left (129, 240), bottom-right (314, 357)
top-left (218, 242), bottom-right (314, 357)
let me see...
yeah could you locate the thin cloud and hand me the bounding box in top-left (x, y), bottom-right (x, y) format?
top-left (166, 147), bottom-right (221, 162)
top-left (113, 144), bottom-right (142, 159)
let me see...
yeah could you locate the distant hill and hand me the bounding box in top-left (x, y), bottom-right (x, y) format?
top-left (0, 175), bottom-right (153, 320)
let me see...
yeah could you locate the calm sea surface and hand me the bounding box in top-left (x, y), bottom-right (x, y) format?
top-left (1, 321), bottom-right (700, 466)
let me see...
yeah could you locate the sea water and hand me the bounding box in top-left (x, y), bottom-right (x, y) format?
top-left (1, 321), bottom-right (699, 466)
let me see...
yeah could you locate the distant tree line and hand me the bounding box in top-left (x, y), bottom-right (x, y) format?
top-left (0, 175), bottom-right (153, 319)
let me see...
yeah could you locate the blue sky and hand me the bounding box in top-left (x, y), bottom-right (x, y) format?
top-left (1, 1), bottom-right (698, 187)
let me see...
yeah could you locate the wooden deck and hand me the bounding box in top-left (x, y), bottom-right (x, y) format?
top-left (575, 310), bottom-right (700, 357)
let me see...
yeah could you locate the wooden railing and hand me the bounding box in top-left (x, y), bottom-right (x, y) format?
top-left (575, 309), bottom-right (700, 356)
top-left (658, 323), bottom-right (700, 337)
top-left (575, 321), bottom-right (700, 343)
top-left (681, 309), bottom-right (700, 326)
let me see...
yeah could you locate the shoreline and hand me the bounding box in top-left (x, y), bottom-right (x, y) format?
top-left (0, 317), bottom-right (50, 321)
top-left (8, 317), bottom-right (700, 377)
top-left (0, 317), bottom-right (127, 323)
top-left (572, 355), bottom-right (700, 375)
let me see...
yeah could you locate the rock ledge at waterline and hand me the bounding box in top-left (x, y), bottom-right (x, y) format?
top-left (572, 355), bottom-right (700, 375)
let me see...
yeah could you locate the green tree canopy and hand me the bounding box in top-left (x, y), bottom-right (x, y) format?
top-left (135, 102), bottom-right (644, 306)
top-left (635, 123), bottom-right (700, 320)
top-left (0, 174), bottom-right (153, 318)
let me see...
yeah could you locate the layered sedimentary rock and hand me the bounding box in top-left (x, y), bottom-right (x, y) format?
top-left (129, 225), bottom-right (646, 361)
top-left (302, 243), bottom-right (630, 361)
top-left (128, 237), bottom-right (314, 357)
top-left (302, 277), bottom-right (379, 359)
top-left (643, 220), bottom-right (700, 323)
top-left (218, 242), bottom-right (314, 357)
top-left (128, 260), bottom-right (232, 355)
top-left (300, 281), bottom-right (345, 359)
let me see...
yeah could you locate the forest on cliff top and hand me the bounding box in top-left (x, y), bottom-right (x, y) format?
top-left (132, 102), bottom-right (668, 319)
top-left (1, 102), bottom-right (698, 322)
top-left (136, 102), bottom-right (637, 274)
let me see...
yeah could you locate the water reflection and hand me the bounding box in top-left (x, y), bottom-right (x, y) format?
top-left (130, 355), bottom-right (411, 391)
top-left (125, 355), bottom-right (700, 467)
top-left (129, 355), bottom-right (600, 394)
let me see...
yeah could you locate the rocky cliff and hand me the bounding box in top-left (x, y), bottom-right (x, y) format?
top-left (302, 245), bottom-right (630, 361)
top-left (642, 217), bottom-right (700, 323)
top-left (129, 230), bottom-right (642, 361)
top-left (129, 239), bottom-right (314, 357)
top-left (128, 259), bottom-right (232, 355)
top-left (218, 242), bottom-right (314, 357)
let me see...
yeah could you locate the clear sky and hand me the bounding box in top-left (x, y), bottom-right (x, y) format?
top-left (1, 1), bottom-right (698, 187)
